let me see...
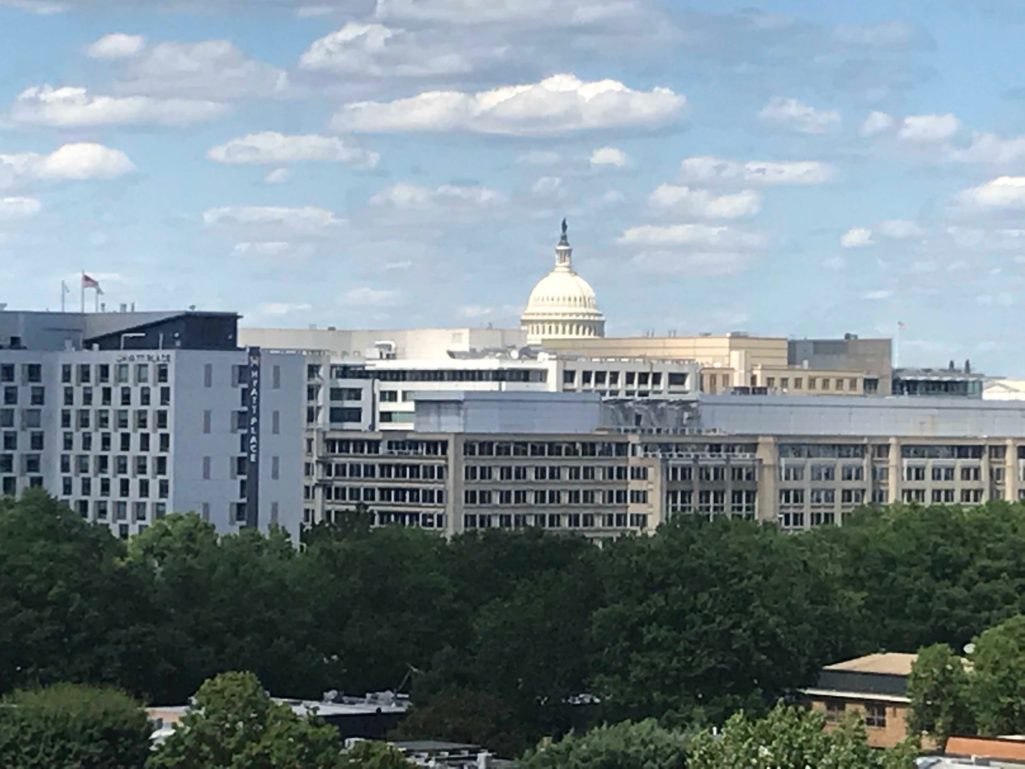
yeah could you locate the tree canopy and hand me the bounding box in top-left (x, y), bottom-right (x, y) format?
top-left (0, 683), bottom-right (151, 769)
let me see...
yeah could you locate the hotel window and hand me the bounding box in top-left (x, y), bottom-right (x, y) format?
top-left (793, 378), bottom-right (803, 389)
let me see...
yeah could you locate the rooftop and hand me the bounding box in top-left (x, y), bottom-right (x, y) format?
top-left (824, 653), bottom-right (918, 677)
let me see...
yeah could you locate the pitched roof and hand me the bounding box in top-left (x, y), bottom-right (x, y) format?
top-left (823, 653), bottom-right (917, 676)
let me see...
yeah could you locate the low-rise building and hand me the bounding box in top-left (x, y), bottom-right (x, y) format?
top-left (802, 653), bottom-right (916, 749)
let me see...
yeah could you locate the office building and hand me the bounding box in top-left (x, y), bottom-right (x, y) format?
top-left (0, 309), bottom-right (304, 538)
top-left (303, 391), bottom-right (1025, 538)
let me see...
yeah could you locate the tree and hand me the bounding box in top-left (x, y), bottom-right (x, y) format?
top-left (129, 515), bottom-right (331, 702)
top-left (687, 703), bottom-right (915, 769)
top-left (589, 517), bottom-right (857, 725)
top-left (0, 683), bottom-right (151, 769)
top-left (147, 671), bottom-right (344, 769)
top-left (390, 688), bottom-right (528, 758)
top-left (967, 614), bottom-right (1025, 736)
top-left (519, 719), bottom-right (690, 769)
top-left (906, 643), bottom-right (973, 744)
top-left (0, 490), bottom-right (166, 698)
top-left (339, 741), bottom-right (411, 769)
top-left (809, 503), bottom-right (1025, 653)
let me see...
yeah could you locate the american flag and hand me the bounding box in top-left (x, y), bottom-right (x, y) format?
top-left (897, 321), bottom-right (906, 330)
top-left (81, 273), bottom-right (100, 290)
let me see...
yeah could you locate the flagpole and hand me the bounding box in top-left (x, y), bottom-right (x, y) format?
top-left (94, 288), bottom-right (99, 313)
top-left (80, 272), bottom-right (85, 314)
top-left (60, 281), bottom-right (66, 312)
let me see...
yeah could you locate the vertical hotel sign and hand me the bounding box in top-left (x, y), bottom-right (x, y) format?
top-left (245, 346), bottom-right (261, 528)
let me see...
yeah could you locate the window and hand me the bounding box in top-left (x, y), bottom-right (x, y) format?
top-left (865, 703), bottom-right (886, 728)
top-left (825, 701), bottom-right (845, 723)
top-left (204, 363), bottom-right (213, 388)
top-left (203, 410), bottom-right (211, 434)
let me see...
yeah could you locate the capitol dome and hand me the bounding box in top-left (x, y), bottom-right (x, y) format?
top-left (521, 221), bottom-right (605, 344)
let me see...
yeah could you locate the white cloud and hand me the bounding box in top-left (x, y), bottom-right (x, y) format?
top-left (256, 299), bottom-right (311, 313)
top-left (300, 22), bottom-right (489, 77)
top-left (203, 206), bottom-right (342, 235)
top-left (11, 85), bottom-right (226, 127)
top-left (115, 40), bottom-right (288, 100)
top-left (948, 132), bottom-right (1025, 165)
top-left (208, 132), bottom-right (378, 168)
top-left (0, 197), bottom-right (41, 220)
top-left (619, 223), bottom-right (765, 249)
top-left (332, 74), bottom-right (684, 135)
top-left (898, 113), bottom-right (961, 143)
top-left (758, 96), bottom-right (840, 134)
top-left (679, 156), bottom-right (834, 186)
top-left (374, 0), bottom-right (641, 25)
top-left (630, 250), bottom-right (753, 276)
top-left (840, 227), bottom-right (874, 248)
top-left (369, 182), bottom-right (503, 209)
top-left (0, 143), bottom-right (134, 184)
top-left (264, 168), bottom-right (291, 185)
top-left (342, 286), bottom-right (399, 307)
top-left (0, 0), bottom-right (66, 14)
top-left (863, 289), bottom-right (893, 300)
top-left (86, 33), bottom-right (146, 60)
top-left (956, 177), bottom-right (1025, 210)
top-left (590, 146), bottom-right (628, 168)
top-left (648, 184), bottom-right (761, 219)
top-left (860, 110), bottom-right (894, 137)
top-left (878, 219), bottom-right (924, 239)
top-left (531, 176), bottom-right (564, 198)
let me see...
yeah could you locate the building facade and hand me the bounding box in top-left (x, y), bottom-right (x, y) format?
top-left (0, 309), bottom-right (304, 538)
top-left (301, 392), bottom-right (1025, 538)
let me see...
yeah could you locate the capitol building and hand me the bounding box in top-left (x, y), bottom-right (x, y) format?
top-left (520, 221), bottom-right (605, 344)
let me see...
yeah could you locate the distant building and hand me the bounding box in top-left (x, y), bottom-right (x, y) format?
top-left (802, 653), bottom-right (916, 749)
top-left (938, 736), bottom-right (1025, 766)
top-left (893, 366), bottom-right (986, 398)
top-left (148, 692), bottom-right (410, 745)
top-left (0, 308), bottom-right (304, 538)
top-left (984, 379), bottom-right (1025, 401)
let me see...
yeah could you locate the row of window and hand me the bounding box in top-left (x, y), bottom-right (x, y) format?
top-left (326, 462), bottom-right (446, 480)
top-left (0, 363), bottom-right (42, 384)
top-left (904, 465), bottom-right (986, 482)
top-left (779, 488), bottom-right (868, 506)
top-left (464, 512), bottom-right (649, 530)
top-left (463, 488), bottom-right (649, 506)
top-left (322, 439), bottom-right (448, 456)
top-left (465, 465), bottom-right (647, 482)
top-left (669, 465), bottom-right (757, 482)
top-left (764, 376), bottom-right (859, 391)
top-left (464, 440), bottom-right (629, 458)
top-left (61, 408), bottom-right (169, 431)
top-left (62, 362), bottom-right (170, 386)
top-left (60, 453), bottom-right (169, 476)
top-left (62, 476), bottom-right (169, 499)
top-left (59, 431), bottom-right (170, 454)
top-left (324, 486), bottom-right (445, 505)
top-left (63, 385), bottom-right (171, 408)
top-left (667, 489), bottom-right (758, 511)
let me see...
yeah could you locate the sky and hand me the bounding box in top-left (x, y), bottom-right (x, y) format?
top-left (3, 1), bottom-right (1025, 373)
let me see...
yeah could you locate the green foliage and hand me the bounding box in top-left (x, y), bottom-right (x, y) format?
top-left (147, 671), bottom-right (343, 769)
top-left (519, 719), bottom-right (690, 769)
top-left (907, 643), bottom-right (974, 743)
top-left (967, 614), bottom-right (1025, 735)
top-left (688, 703), bottom-right (915, 769)
top-left (809, 502), bottom-right (1025, 652)
top-left (338, 741), bottom-right (412, 769)
top-left (589, 516), bottom-right (858, 725)
top-left (0, 683), bottom-right (151, 769)
top-left (0, 490), bottom-right (167, 697)
top-left (389, 688), bottom-right (528, 758)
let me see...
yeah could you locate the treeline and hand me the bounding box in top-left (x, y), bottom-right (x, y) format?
top-left (5, 490), bottom-right (1025, 753)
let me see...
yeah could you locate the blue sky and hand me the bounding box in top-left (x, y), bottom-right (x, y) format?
top-left (2, 1), bottom-right (1025, 373)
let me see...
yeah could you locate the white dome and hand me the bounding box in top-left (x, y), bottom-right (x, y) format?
top-left (521, 224), bottom-right (605, 344)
